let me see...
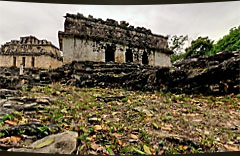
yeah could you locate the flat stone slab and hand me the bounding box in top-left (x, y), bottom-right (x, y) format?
top-left (8, 131), bottom-right (78, 154)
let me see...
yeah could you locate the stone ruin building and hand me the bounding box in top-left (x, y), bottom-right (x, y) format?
top-left (58, 13), bottom-right (173, 66)
top-left (0, 36), bottom-right (63, 69)
top-left (0, 13), bottom-right (172, 70)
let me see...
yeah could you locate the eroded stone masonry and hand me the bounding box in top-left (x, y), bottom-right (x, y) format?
top-left (58, 13), bottom-right (172, 66)
top-left (0, 36), bottom-right (63, 69)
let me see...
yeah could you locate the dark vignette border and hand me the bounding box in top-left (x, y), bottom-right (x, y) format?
top-left (1, 0), bottom-right (240, 5)
top-left (0, 151), bottom-right (240, 156)
top-left (0, 0), bottom-right (240, 156)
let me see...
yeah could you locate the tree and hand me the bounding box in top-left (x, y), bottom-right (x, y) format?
top-left (184, 37), bottom-right (214, 58)
top-left (168, 35), bottom-right (189, 63)
top-left (211, 25), bottom-right (240, 54)
top-left (168, 35), bottom-right (189, 54)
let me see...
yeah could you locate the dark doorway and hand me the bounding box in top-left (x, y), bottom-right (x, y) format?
top-left (142, 51), bottom-right (148, 65)
top-left (22, 57), bottom-right (26, 67)
top-left (31, 57), bottom-right (35, 67)
top-left (125, 49), bottom-right (133, 63)
top-left (105, 45), bottom-right (115, 62)
top-left (13, 57), bottom-right (16, 67)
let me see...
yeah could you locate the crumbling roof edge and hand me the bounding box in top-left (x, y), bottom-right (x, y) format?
top-left (1, 36), bottom-right (60, 51)
top-left (64, 13), bottom-right (168, 39)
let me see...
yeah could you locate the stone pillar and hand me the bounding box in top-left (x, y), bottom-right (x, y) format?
top-left (20, 64), bottom-right (24, 75)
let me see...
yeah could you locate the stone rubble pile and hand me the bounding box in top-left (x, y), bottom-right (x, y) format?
top-left (0, 51), bottom-right (239, 95)
top-left (0, 93), bottom-right (61, 152)
top-left (171, 51), bottom-right (240, 94)
top-left (0, 96), bottom-right (53, 120)
top-left (52, 51), bottom-right (239, 95)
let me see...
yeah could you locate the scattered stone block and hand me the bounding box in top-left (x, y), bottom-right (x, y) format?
top-left (8, 131), bottom-right (78, 154)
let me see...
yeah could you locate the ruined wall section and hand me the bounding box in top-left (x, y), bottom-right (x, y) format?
top-left (0, 36), bottom-right (63, 69)
top-left (0, 55), bottom-right (62, 69)
top-left (1, 36), bottom-right (61, 59)
top-left (59, 13), bottom-right (170, 52)
top-left (155, 52), bottom-right (171, 67)
top-left (59, 13), bottom-right (172, 66)
top-left (61, 37), bottom-right (157, 65)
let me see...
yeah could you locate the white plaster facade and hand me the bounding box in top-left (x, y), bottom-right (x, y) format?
top-left (61, 37), bottom-right (171, 67)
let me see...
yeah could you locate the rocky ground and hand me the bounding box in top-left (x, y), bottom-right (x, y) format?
top-left (0, 51), bottom-right (239, 155)
top-left (0, 85), bottom-right (239, 154)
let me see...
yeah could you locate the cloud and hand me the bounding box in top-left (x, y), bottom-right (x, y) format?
top-left (0, 1), bottom-right (240, 47)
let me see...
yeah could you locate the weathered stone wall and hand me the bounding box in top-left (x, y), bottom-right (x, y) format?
top-left (59, 13), bottom-right (172, 66)
top-left (61, 37), bottom-right (171, 66)
top-left (0, 54), bottom-right (62, 69)
top-left (34, 55), bottom-right (62, 69)
top-left (0, 55), bottom-right (13, 67)
top-left (62, 38), bottom-right (105, 63)
top-left (155, 52), bottom-right (172, 67)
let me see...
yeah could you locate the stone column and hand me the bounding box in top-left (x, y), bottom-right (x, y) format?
top-left (20, 64), bottom-right (24, 75)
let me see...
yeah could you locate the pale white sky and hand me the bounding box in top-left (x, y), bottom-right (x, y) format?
top-left (0, 1), bottom-right (240, 48)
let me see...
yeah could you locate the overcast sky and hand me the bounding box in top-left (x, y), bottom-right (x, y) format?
top-left (0, 1), bottom-right (240, 48)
